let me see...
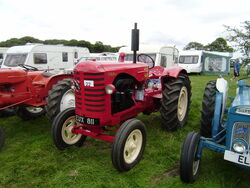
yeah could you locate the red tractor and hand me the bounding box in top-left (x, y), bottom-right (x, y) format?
top-left (0, 66), bottom-right (74, 120)
top-left (50, 23), bottom-right (192, 171)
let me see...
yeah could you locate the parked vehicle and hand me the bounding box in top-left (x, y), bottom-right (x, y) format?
top-left (178, 50), bottom-right (232, 75)
top-left (1, 44), bottom-right (90, 74)
top-left (0, 47), bottom-right (8, 66)
top-left (0, 67), bottom-right (73, 120)
top-left (50, 23), bottom-right (191, 172)
top-left (119, 45), bottom-right (179, 68)
top-left (180, 76), bottom-right (250, 183)
top-left (79, 52), bottom-right (118, 62)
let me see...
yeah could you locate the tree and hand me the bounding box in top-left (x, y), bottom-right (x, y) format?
top-left (225, 21), bottom-right (250, 59)
top-left (204, 37), bottom-right (234, 52)
top-left (183, 42), bottom-right (204, 50)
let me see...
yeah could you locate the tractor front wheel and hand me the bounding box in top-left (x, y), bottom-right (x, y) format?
top-left (180, 132), bottom-right (201, 183)
top-left (200, 80), bottom-right (217, 137)
top-left (0, 127), bottom-right (5, 150)
top-left (16, 106), bottom-right (45, 120)
top-left (51, 107), bottom-right (86, 150)
top-left (45, 79), bottom-right (75, 122)
top-left (160, 73), bottom-right (191, 131)
top-left (111, 118), bottom-right (147, 172)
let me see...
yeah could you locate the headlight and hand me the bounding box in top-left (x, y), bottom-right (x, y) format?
top-left (235, 107), bottom-right (250, 116)
top-left (232, 141), bottom-right (247, 153)
top-left (105, 84), bottom-right (116, 94)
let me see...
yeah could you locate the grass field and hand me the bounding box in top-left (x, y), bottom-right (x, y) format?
top-left (1, 72), bottom-right (250, 188)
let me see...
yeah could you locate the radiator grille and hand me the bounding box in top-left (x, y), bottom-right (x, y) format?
top-left (232, 122), bottom-right (250, 146)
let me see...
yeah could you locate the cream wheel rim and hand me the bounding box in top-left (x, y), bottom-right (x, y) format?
top-left (25, 106), bottom-right (43, 114)
top-left (60, 89), bottom-right (75, 112)
top-left (177, 86), bottom-right (188, 121)
top-left (193, 146), bottom-right (200, 175)
top-left (61, 115), bottom-right (81, 144)
top-left (123, 129), bottom-right (143, 164)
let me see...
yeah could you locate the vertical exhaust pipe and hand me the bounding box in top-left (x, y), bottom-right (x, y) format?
top-left (131, 23), bottom-right (139, 64)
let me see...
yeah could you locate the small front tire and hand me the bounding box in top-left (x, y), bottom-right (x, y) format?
top-left (16, 106), bottom-right (45, 120)
top-left (111, 119), bottom-right (147, 172)
top-left (51, 107), bottom-right (86, 150)
top-left (180, 132), bottom-right (201, 183)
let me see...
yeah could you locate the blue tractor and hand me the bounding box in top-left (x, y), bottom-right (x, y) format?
top-left (180, 77), bottom-right (250, 183)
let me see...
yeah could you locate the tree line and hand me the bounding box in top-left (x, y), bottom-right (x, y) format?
top-left (0, 36), bottom-right (121, 53)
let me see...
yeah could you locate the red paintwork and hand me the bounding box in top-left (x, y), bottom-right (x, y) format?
top-left (0, 69), bottom-right (72, 110)
top-left (73, 61), bottom-right (186, 142)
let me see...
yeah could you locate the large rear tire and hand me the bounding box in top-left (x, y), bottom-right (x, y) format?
top-left (180, 132), bottom-right (201, 183)
top-left (200, 80), bottom-right (217, 137)
top-left (51, 107), bottom-right (86, 150)
top-left (45, 79), bottom-right (75, 122)
top-left (111, 119), bottom-right (147, 172)
top-left (0, 127), bottom-right (5, 150)
top-left (160, 73), bottom-right (191, 131)
top-left (15, 106), bottom-right (45, 120)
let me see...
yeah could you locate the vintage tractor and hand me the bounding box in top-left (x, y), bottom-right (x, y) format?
top-left (0, 126), bottom-right (5, 150)
top-left (51, 23), bottom-right (192, 171)
top-left (180, 76), bottom-right (250, 183)
top-left (0, 65), bottom-right (74, 120)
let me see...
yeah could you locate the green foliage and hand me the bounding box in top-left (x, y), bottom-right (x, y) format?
top-left (225, 20), bottom-right (250, 59)
top-left (0, 37), bottom-right (120, 53)
top-left (204, 37), bottom-right (234, 52)
top-left (184, 38), bottom-right (234, 52)
top-left (0, 72), bottom-right (250, 187)
top-left (183, 42), bottom-right (204, 50)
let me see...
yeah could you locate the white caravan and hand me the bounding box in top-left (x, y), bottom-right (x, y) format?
top-left (79, 52), bottom-right (118, 62)
top-left (118, 45), bottom-right (179, 68)
top-left (0, 47), bottom-right (8, 65)
top-left (2, 44), bottom-right (90, 73)
top-left (178, 50), bottom-right (232, 74)
top-left (178, 50), bottom-right (203, 73)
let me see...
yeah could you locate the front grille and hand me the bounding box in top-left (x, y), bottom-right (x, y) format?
top-left (83, 73), bottom-right (105, 112)
top-left (232, 122), bottom-right (250, 146)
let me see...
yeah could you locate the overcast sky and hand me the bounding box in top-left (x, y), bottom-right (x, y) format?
top-left (0, 0), bottom-right (249, 49)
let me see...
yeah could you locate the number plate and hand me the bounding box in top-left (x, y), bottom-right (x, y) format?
top-left (224, 150), bottom-right (250, 167)
top-left (75, 115), bottom-right (100, 125)
top-left (84, 80), bottom-right (94, 87)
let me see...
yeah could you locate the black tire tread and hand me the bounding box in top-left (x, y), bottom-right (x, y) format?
top-left (0, 127), bottom-right (5, 150)
top-left (160, 73), bottom-right (191, 131)
top-left (45, 78), bottom-right (73, 122)
top-left (200, 80), bottom-right (217, 137)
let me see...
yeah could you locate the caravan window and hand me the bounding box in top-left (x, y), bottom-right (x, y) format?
top-left (4, 54), bottom-right (27, 67)
top-left (74, 52), bottom-right (78, 59)
top-left (160, 55), bottom-right (167, 67)
top-left (34, 53), bottom-right (47, 64)
top-left (120, 53), bottom-right (156, 62)
top-left (179, 56), bottom-right (199, 64)
top-left (62, 52), bottom-right (68, 62)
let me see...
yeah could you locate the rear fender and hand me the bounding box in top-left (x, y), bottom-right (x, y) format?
top-left (160, 66), bottom-right (187, 86)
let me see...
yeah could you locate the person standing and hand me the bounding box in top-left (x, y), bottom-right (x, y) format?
top-left (232, 58), bottom-right (241, 80)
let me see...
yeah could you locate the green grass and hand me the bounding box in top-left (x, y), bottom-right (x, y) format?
top-left (1, 71), bottom-right (250, 188)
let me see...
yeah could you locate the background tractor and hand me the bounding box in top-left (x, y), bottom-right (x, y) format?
top-left (180, 76), bottom-right (250, 183)
top-left (0, 66), bottom-right (74, 121)
top-left (51, 23), bottom-right (192, 172)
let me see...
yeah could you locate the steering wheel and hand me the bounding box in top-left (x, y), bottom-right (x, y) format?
top-left (18, 64), bottom-right (39, 71)
top-left (137, 54), bottom-right (155, 69)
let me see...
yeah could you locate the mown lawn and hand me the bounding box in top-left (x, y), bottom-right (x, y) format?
top-left (0, 71), bottom-right (250, 188)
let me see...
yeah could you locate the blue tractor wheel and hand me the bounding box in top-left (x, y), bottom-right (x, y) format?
top-left (200, 80), bottom-right (218, 137)
top-left (180, 132), bottom-right (201, 183)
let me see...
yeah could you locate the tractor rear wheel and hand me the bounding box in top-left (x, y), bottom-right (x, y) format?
top-left (45, 79), bottom-right (75, 122)
top-left (111, 118), bottom-right (147, 172)
top-left (180, 132), bottom-right (201, 183)
top-left (160, 73), bottom-right (191, 131)
top-left (51, 107), bottom-right (86, 150)
top-left (16, 106), bottom-right (45, 120)
top-left (0, 127), bottom-right (5, 150)
top-left (200, 80), bottom-right (217, 137)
